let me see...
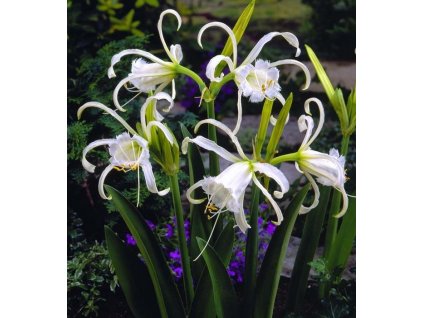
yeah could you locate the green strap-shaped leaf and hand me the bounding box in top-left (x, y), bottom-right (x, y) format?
top-left (214, 0), bottom-right (255, 76)
top-left (327, 197), bottom-right (356, 275)
top-left (104, 226), bottom-right (160, 318)
top-left (196, 237), bottom-right (239, 318)
top-left (305, 45), bottom-right (335, 103)
top-left (189, 220), bottom-right (235, 318)
top-left (265, 93), bottom-right (293, 161)
top-left (286, 186), bottom-right (331, 311)
top-left (253, 185), bottom-right (310, 318)
top-left (105, 185), bottom-right (185, 318)
top-left (180, 123), bottom-right (212, 281)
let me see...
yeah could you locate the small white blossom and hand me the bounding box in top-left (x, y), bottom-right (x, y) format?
top-left (107, 10), bottom-right (183, 111)
top-left (295, 98), bottom-right (348, 216)
top-left (182, 119), bottom-right (289, 233)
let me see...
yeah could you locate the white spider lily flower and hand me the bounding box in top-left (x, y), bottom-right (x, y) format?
top-left (78, 99), bottom-right (174, 205)
top-left (182, 119), bottom-right (289, 234)
top-left (294, 98), bottom-right (348, 217)
top-left (82, 132), bottom-right (170, 205)
top-left (198, 24), bottom-right (311, 133)
top-left (107, 9), bottom-right (183, 111)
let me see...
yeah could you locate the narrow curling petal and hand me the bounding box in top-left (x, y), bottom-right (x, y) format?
top-left (233, 194), bottom-right (250, 233)
top-left (205, 55), bottom-right (235, 82)
top-left (157, 9), bottom-right (182, 64)
top-left (333, 187), bottom-right (349, 218)
top-left (302, 98), bottom-right (325, 148)
top-left (241, 32), bottom-right (301, 66)
top-left (142, 160), bottom-right (170, 196)
top-left (252, 175), bottom-right (283, 225)
top-left (98, 164), bottom-right (115, 200)
top-left (82, 139), bottom-right (115, 173)
top-left (270, 59), bottom-right (311, 90)
top-left (194, 119), bottom-right (248, 160)
top-left (182, 136), bottom-right (240, 163)
top-left (299, 172), bottom-right (320, 214)
top-left (78, 102), bottom-right (138, 136)
top-left (233, 90), bottom-right (243, 135)
top-left (253, 162), bottom-right (289, 199)
top-left (108, 49), bottom-right (170, 78)
top-left (186, 179), bottom-right (207, 204)
top-left (298, 115), bottom-right (315, 149)
top-left (198, 22), bottom-right (237, 66)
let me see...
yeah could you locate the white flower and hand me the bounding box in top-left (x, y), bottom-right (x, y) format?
top-left (182, 119), bottom-right (290, 233)
top-left (107, 10), bottom-right (183, 111)
top-left (78, 94), bottom-right (176, 205)
top-left (294, 98), bottom-right (348, 217)
top-left (198, 24), bottom-right (311, 133)
top-left (235, 59), bottom-right (281, 103)
top-left (82, 132), bottom-right (170, 205)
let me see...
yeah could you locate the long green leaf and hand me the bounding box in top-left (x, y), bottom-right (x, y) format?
top-left (105, 185), bottom-right (185, 318)
top-left (286, 186), bottom-right (331, 311)
top-left (104, 226), bottom-right (160, 318)
top-left (180, 123), bottom-right (212, 281)
top-left (196, 237), bottom-right (239, 318)
top-left (327, 197), bottom-right (356, 275)
top-left (214, 0), bottom-right (255, 76)
top-left (265, 93), bottom-right (293, 161)
top-left (189, 220), bottom-right (235, 318)
top-left (253, 185), bottom-right (310, 318)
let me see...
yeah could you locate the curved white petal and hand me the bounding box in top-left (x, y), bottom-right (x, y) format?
top-left (82, 139), bottom-right (115, 173)
top-left (205, 55), bottom-right (235, 82)
top-left (302, 98), bottom-right (325, 148)
top-left (108, 49), bottom-right (170, 78)
top-left (158, 10), bottom-right (182, 64)
top-left (233, 90), bottom-right (243, 135)
top-left (186, 179), bottom-right (207, 204)
top-left (252, 175), bottom-right (283, 225)
top-left (170, 44), bottom-right (183, 63)
top-left (334, 187), bottom-right (349, 218)
top-left (171, 79), bottom-right (176, 99)
top-left (182, 136), bottom-right (240, 163)
top-left (299, 172), bottom-right (320, 214)
top-left (253, 163), bottom-right (289, 199)
top-left (298, 115), bottom-right (314, 150)
top-left (146, 121), bottom-right (175, 145)
top-left (233, 193), bottom-right (250, 234)
top-left (98, 164), bottom-right (115, 200)
top-left (270, 115), bottom-right (277, 126)
top-left (270, 59), bottom-right (311, 90)
top-left (198, 21), bottom-right (237, 66)
top-left (241, 32), bottom-right (301, 66)
top-left (142, 160), bottom-right (170, 196)
top-left (140, 92), bottom-right (174, 135)
top-left (78, 102), bottom-right (138, 135)
top-left (194, 119), bottom-right (248, 160)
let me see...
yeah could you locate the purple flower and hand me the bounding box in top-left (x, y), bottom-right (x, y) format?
top-left (265, 223), bottom-right (276, 236)
top-left (173, 266), bottom-right (183, 279)
top-left (125, 233), bottom-right (136, 246)
top-left (258, 217), bottom-right (264, 227)
top-left (165, 224), bottom-right (174, 239)
top-left (146, 220), bottom-right (156, 231)
top-left (259, 202), bottom-right (269, 212)
top-left (169, 249), bottom-right (181, 261)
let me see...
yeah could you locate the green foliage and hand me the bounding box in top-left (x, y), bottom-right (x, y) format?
top-left (68, 211), bottom-right (119, 317)
top-left (309, 258), bottom-right (332, 283)
top-left (67, 121), bottom-right (93, 160)
top-left (302, 0), bottom-right (356, 59)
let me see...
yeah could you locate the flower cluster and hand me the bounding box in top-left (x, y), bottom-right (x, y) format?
top-left (79, 8), bottom-right (349, 263)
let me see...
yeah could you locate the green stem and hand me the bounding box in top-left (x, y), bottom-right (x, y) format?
top-left (210, 73), bottom-right (235, 97)
top-left (242, 183), bottom-right (261, 317)
top-left (206, 100), bottom-right (220, 176)
top-left (320, 135), bottom-right (350, 298)
top-left (270, 152), bottom-right (301, 165)
top-left (169, 174), bottom-right (194, 306)
top-left (175, 64), bottom-right (207, 92)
